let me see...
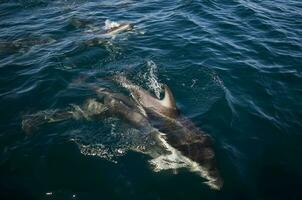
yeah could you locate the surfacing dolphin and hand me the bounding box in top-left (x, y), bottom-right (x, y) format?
top-left (82, 19), bottom-right (134, 46)
top-left (114, 75), bottom-right (223, 190)
top-left (103, 19), bottom-right (133, 36)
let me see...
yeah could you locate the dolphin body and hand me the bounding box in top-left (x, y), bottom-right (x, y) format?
top-left (104, 19), bottom-right (133, 36)
top-left (113, 76), bottom-right (223, 190)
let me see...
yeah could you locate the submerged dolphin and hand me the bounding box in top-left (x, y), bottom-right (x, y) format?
top-left (22, 87), bottom-right (167, 156)
top-left (114, 76), bottom-right (223, 190)
top-left (0, 37), bottom-right (56, 54)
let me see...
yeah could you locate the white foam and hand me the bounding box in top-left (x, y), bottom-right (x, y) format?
top-left (149, 132), bottom-right (221, 190)
top-left (104, 19), bottom-right (121, 30)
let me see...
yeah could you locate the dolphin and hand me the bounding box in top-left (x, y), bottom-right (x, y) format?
top-left (81, 20), bottom-right (133, 46)
top-left (113, 76), bottom-right (223, 190)
top-left (104, 19), bottom-right (133, 36)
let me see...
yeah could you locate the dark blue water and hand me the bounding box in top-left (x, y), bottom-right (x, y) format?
top-left (1, 0), bottom-right (302, 199)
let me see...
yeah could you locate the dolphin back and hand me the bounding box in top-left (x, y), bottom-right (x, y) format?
top-left (113, 75), bottom-right (223, 189)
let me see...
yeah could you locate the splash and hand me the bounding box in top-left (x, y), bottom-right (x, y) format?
top-left (104, 19), bottom-right (121, 31)
top-left (143, 60), bottom-right (163, 99)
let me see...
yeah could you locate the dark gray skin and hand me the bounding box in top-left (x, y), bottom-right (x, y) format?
top-left (114, 76), bottom-right (223, 190)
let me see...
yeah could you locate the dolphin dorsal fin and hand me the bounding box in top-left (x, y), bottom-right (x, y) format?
top-left (160, 85), bottom-right (176, 109)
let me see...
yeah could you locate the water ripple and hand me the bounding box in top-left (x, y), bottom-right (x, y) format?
top-left (1, 0), bottom-right (302, 199)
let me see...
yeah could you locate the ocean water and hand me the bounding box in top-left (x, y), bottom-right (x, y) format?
top-left (1, 0), bottom-right (302, 199)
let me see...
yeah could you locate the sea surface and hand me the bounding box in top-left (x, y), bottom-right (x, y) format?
top-left (1, 0), bottom-right (302, 199)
